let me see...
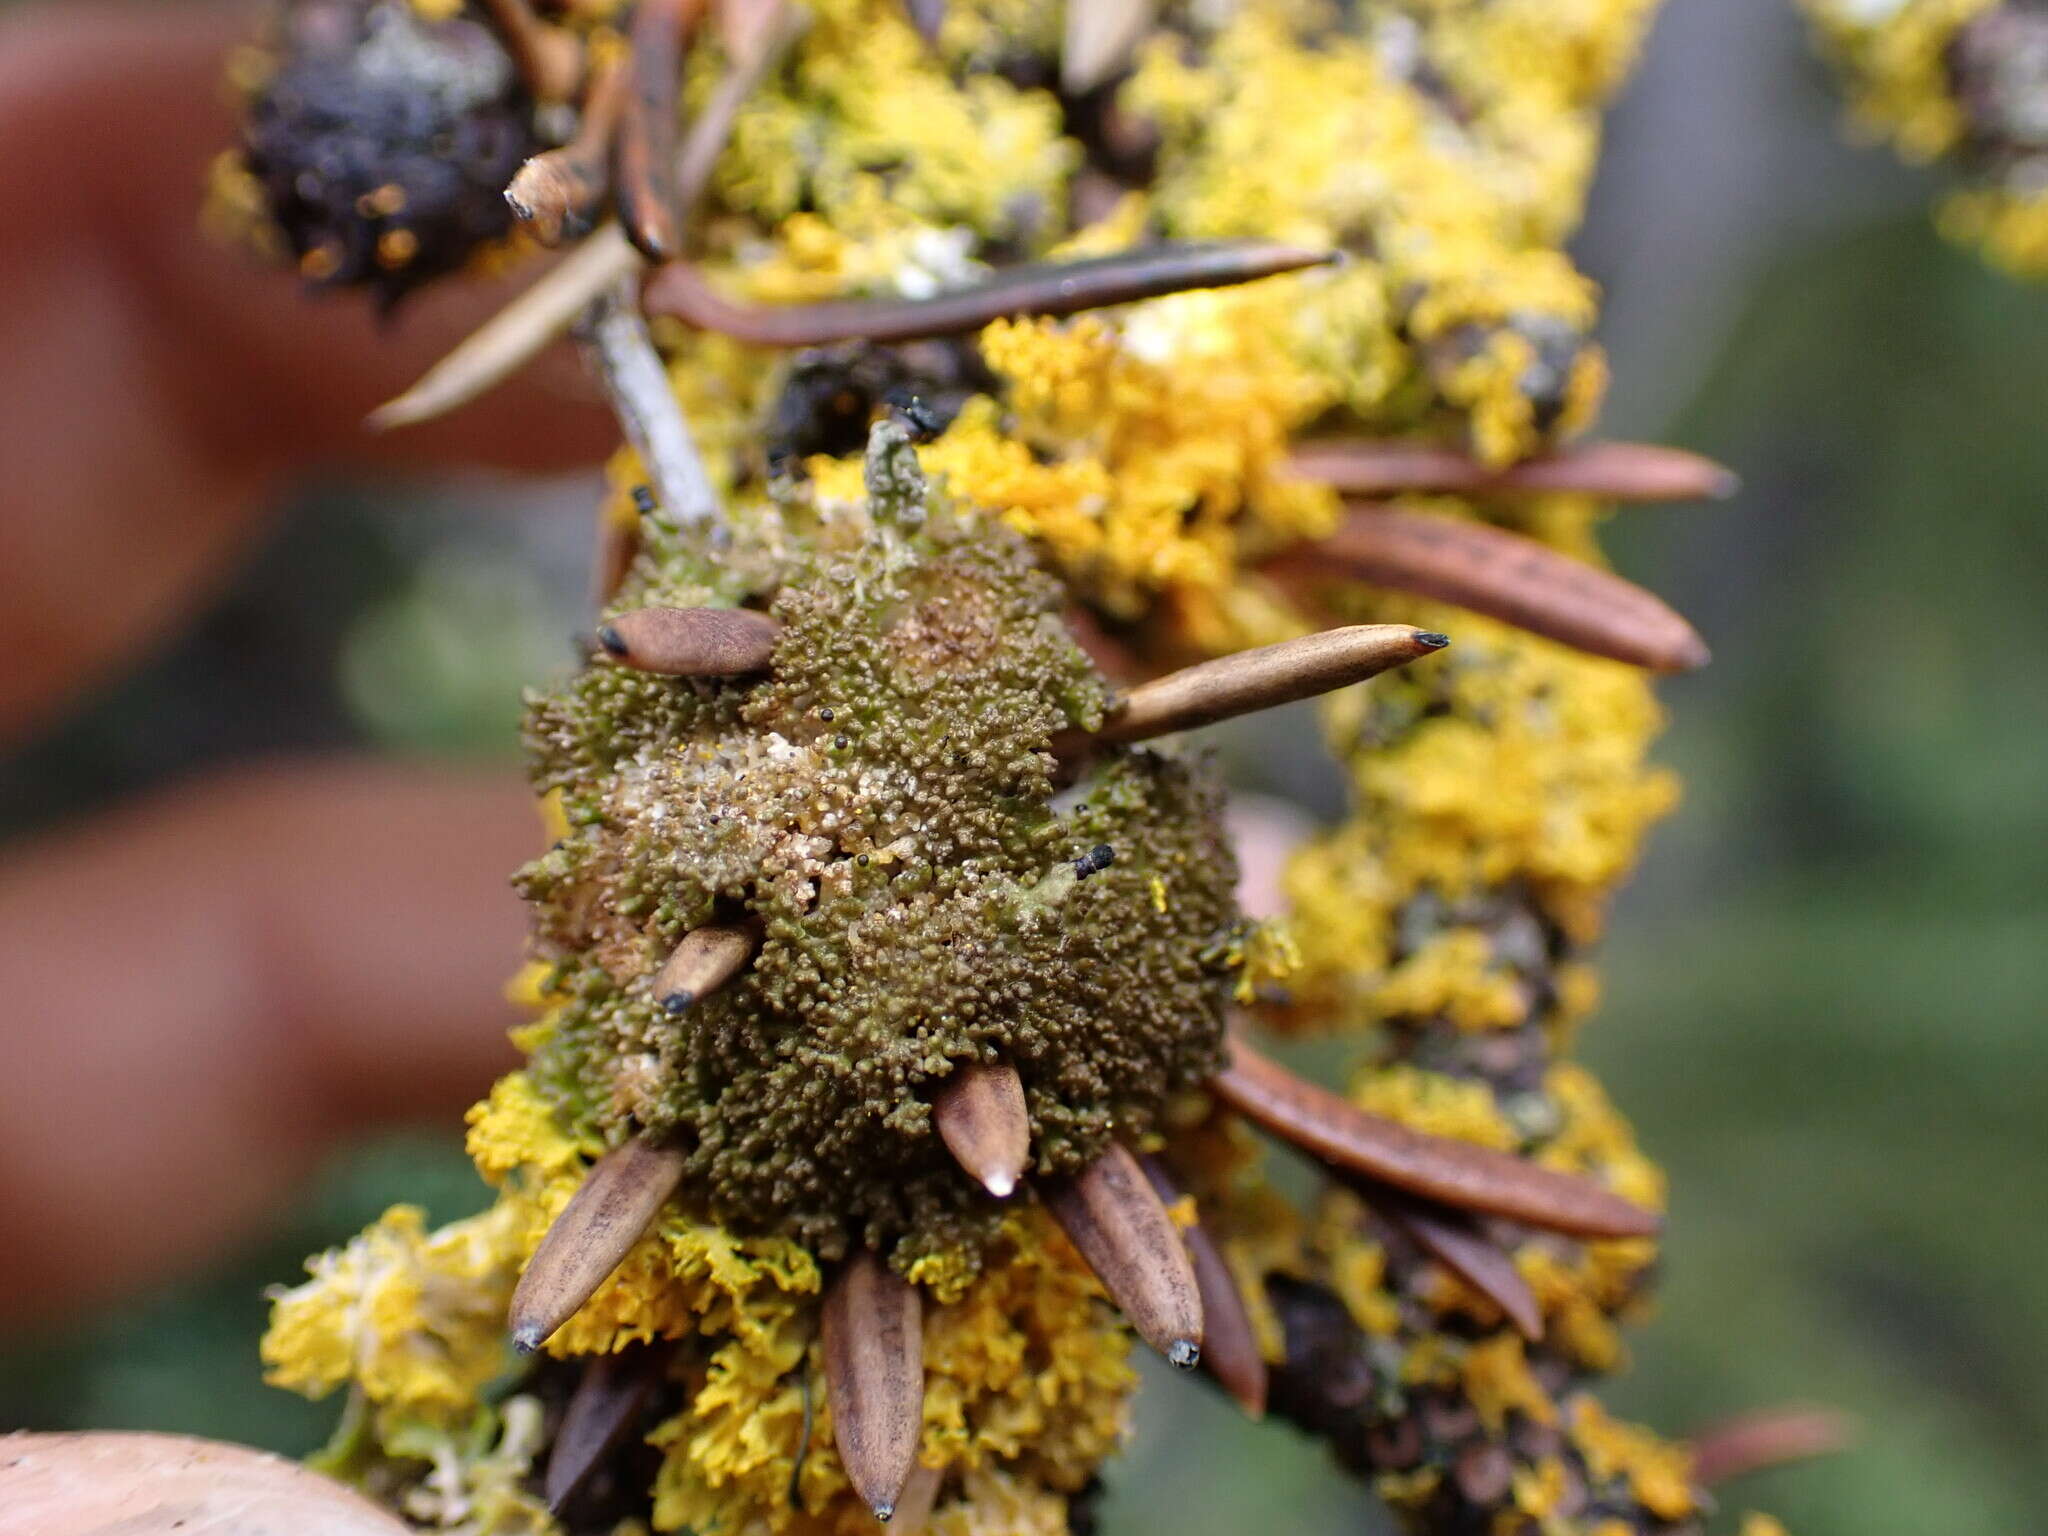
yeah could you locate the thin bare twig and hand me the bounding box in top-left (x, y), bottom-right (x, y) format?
top-left (577, 282), bottom-right (719, 525)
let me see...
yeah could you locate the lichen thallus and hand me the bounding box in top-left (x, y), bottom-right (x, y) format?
top-left (506, 420), bottom-right (1659, 1523)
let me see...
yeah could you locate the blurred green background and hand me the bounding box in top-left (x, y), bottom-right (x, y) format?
top-left (3, 4), bottom-right (2044, 1534)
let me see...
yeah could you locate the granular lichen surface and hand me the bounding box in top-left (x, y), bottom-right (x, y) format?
top-left (517, 431), bottom-right (1240, 1265)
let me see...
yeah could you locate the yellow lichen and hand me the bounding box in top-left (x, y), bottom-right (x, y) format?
top-left (708, 1), bottom-right (1074, 245)
top-left (1281, 608), bottom-right (1680, 1031)
top-left (1462, 1335), bottom-right (1557, 1433)
top-left (1510, 1454), bottom-right (1570, 1520)
top-left (1801, 0), bottom-right (1992, 162)
top-left (1569, 1395), bottom-right (1698, 1521)
top-left (1351, 1063), bottom-right (1521, 1151)
top-left (261, 1203), bottom-right (523, 1428)
top-left (1939, 185), bottom-right (2048, 278)
top-left (649, 1209), bottom-right (1132, 1536)
top-left (1800, 0), bottom-right (2048, 276)
top-left (1324, 1219), bottom-right (1405, 1339)
top-left (1371, 930), bottom-right (1531, 1032)
top-left (1538, 1063), bottom-right (1669, 1215)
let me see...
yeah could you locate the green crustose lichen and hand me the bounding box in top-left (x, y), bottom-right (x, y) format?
top-left (516, 425), bottom-right (1241, 1266)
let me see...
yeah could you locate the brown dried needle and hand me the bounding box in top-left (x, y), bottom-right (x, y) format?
top-left (545, 1342), bottom-right (674, 1511)
top-left (642, 241), bottom-right (1337, 346)
top-left (1272, 506), bottom-right (1710, 672)
top-left (1687, 1406), bottom-right (1855, 1487)
top-left (1042, 1141), bottom-right (1204, 1369)
top-left (1286, 438), bottom-right (1740, 504)
top-left (822, 1251), bottom-right (926, 1522)
top-left (1214, 1035), bottom-right (1660, 1241)
top-left (1052, 624), bottom-right (1446, 760)
top-left (597, 606), bottom-right (782, 674)
top-left (931, 1061), bottom-right (1031, 1198)
top-left (509, 1136), bottom-right (689, 1351)
top-left (1373, 1188), bottom-right (1543, 1342)
top-left (1140, 1154), bottom-right (1269, 1418)
top-left (653, 921), bottom-right (760, 1013)
top-left (614, 0), bottom-right (700, 261)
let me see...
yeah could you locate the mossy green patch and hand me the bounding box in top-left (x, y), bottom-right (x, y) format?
top-left (517, 426), bottom-right (1240, 1268)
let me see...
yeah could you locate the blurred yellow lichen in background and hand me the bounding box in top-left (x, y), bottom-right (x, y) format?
top-left (1802, 0), bottom-right (2048, 277)
top-left (1280, 606), bottom-right (1680, 1030)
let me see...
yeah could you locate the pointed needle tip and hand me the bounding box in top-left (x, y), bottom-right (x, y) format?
top-left (362, 399), bottom-right (417, 433)
top-left (982, 1173), bottom-right (1017, 1199)
top-left (1166, 1339), bottom-right (1200, 1371)
top-left (873, 1503), bottom-right (895, 1523)
top-left (512, 1325), bottom-right (545, 1355)
top-left (1710, 469), bottom-right (1743, 500)
top-left (1414, 631), bottom-right (1451, 650)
